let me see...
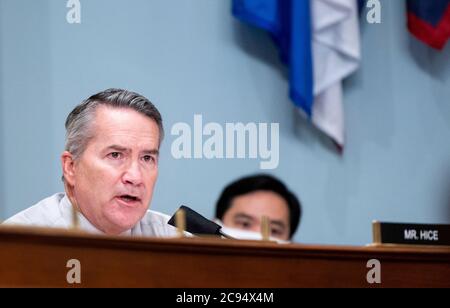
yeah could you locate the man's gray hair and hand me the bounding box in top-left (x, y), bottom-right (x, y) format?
top-left (65, 88), bottom-right (164, 160)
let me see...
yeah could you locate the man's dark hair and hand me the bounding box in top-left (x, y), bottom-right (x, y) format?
top-left (215, 174), bottom-right (302, 239)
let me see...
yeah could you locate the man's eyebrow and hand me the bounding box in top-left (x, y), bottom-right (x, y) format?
top-left (142, 149), bottom-right (160, 156)
top-left (103, 146), bottom-right (159, 156)
top-left (233, 213), bottom-right (255, 222)
top-left (105, 145), bottom-right (129, 152)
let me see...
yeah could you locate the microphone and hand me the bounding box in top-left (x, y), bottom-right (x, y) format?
top-left (168, 205), bottom-right (233, 238)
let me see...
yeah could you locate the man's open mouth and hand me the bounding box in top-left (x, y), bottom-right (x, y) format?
top-left (118, 195), bottom-right (141, 203)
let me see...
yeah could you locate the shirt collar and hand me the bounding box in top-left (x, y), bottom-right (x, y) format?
top-left (60, 194), bottom-right (133, 236)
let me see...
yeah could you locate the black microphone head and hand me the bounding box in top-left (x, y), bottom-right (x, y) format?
top-left (168, 205), bottom-right (222, 236)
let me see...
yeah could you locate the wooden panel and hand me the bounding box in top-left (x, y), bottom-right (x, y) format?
top-left (0, 226), bottom-right (449, 287)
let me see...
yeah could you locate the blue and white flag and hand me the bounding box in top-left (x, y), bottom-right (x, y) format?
top-left (232, 0), bottom-right (361, 147)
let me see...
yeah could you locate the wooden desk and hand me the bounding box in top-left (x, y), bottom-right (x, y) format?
top-left (0, 226), bottom-right (449, 287)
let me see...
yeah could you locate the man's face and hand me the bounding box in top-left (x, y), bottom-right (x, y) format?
top-left (64, 106), bottom-right (160, 234)
top-left (221, 191), bottom-right (291, 240)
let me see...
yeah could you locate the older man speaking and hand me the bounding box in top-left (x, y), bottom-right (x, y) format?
top-left (4, 89), bottom-right (179, 237)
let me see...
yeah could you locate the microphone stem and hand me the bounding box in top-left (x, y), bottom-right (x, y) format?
top-left (219, 230), bottom-right (236, 240)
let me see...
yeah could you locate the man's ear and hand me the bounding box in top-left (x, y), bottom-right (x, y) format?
top-left (61, 151), bottom-right (76, 186)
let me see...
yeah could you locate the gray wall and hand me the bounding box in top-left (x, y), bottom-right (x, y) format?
top-left (1, 0), bottom-right (449, 245)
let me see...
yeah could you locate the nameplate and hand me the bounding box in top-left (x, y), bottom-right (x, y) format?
top-left (372, 221), bottom-right (450, 246)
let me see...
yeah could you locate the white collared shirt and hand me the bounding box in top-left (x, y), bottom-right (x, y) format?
top-left (3, 193), bottom-right (181, 237)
